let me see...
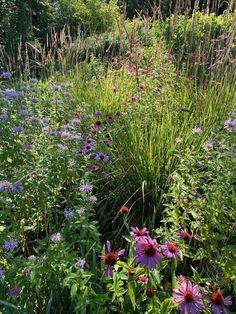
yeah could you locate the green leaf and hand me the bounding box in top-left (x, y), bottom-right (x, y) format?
top-left (127, 281), bottom-right (136, 310)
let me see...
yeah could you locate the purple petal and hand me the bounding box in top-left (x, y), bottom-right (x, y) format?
top-left (106, 240), bottom-right (111, 252)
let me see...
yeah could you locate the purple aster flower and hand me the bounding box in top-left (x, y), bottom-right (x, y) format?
top-left (74, 258), bottom-right (86, 268)
top-left (133, 236), bottom-right (162, 269)
top-left (61, 131), bottom-right (71, 138)
top-left (30, 116), bottom-right (41, 122)
top-left (50, 233), bottom-right (61, 242)
top-left (42, 118), bottom-right (50, 124)
top-left (161, 240), bottom-right (180, 259)
top-left (0, 267), bottom-right (5, 278)
top-left (203, 140), bottom-right (216, 149)
top-left (192, 127), bottom-right (202, 135)
top-left (0, 113), bottom-right (8, 119)
top-left (131, 227), bottom-right (149, 241)
top-left (71, 119), bottom-right (81, 124)
top-left (7, 285), bottom-right (21, 297)
top-left (224, 150), bottom-right (236, 157)
top-left (42, 126), bottom-right (51, 133)
top-left (71, 135), bottom-right (82, 141)
top-left (94, 152), bottom-right (109, 162)
top-left (84, 114), bottom-right (92, 120)
top-left (5, 89), bottom-right (24, 99)
top-left (64, 209), bottom-right (74, 218)
top-left (173, 281), bottom-right (204, 313)
top-left (76, 207), bottom-right (85, 215)
top-left (12, 126), bottom-right (24, 133)
top-left (19, 109), bottom-right (28, 116)
top-left (208, 290), bottom-right (232, 314)
top-left (0, 71), bottom-right (12, 79)
top-left (55, 144), bottom-right (69, 151)
top-left (20, 84), bottom-right (29, 91)
top-left (138, 274), bottom-right (149, 285)
top-left (51, 84), bottom-right (61, 91)
top-left (101, 240), bottom-right (125, 277)
top-left (63, 92), bottom-right (70, 97)
top-left (10, 182), bottom-right (24, 193)
top-left (2, 238), bottom-right (19, 252)
top-left (80, 183), bottom-right (93, 193)
top-left (89, 195), bottom-right (97, 204)
top-left (29, 77), bottom-right (38, 84)
top-left (54, 99), bottom-right (62, 104)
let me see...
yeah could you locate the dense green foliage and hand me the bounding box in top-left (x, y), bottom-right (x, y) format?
top-left (0, 3), bottom-right (235, 314)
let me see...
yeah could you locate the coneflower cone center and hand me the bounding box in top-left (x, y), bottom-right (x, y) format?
top-left (210, 291), bottom-right (224, 305)
top-left (168, 243), bottom-right (177, 253)
top-left (104, 252), bottom-right (118, 266)
top-left (184, 291), bottom-right (195, 303)
top-left (144, 243), bottom-right (156, 256)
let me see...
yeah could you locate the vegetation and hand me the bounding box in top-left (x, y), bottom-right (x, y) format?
top-left (0, 1), bottom-right (235, 313)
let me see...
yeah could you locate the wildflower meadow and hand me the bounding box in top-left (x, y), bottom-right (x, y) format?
top-left (0, 1), bottom-right (235, 313)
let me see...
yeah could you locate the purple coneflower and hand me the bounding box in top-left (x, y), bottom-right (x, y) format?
top-left (208, 290), bottom-right (232, 314)
top-left (133, 236), bottom-right (162, 269)
top-left (94, 152), bottom-right (109, 162)
top-left (93, 121), bottom-right (103, 129)
top-left (131, 227), bottom-right (149, 241)
top-left (106, 116), bottom-right (114, 123)
top-left (172, 281), bottom-right (204, 313)
top-left (101, 240), bottom-right (125, 277)
top-left (176, 229), bottom-right (191, 242)
top-left (161, 240), bottom-right (180, 259)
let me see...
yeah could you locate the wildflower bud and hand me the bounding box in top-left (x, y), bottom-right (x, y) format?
top-left (146, 288), bottom-right (154, 298)
top-left (128, 267), bottom-right (136, 276)
top-left (120, 206), bottom-right (129, 214)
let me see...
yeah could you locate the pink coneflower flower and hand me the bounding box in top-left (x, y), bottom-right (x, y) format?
top-left (131, 227), bottom-right (149, 241)
top-left (138, 274), bottom-right (149, 285)
top-left (176, 229), bottom-right (191, 242)
top-left (173, 281), bottom-right (204, 313)
top-left (208, 290), bottom-right (232, 314)
top-left (161, 240), bottom-right (180, 259)
top-left (192, 127), bottom-right (202, 135)
top-left (101, 241), bottom-right (125, 277)
top-left (177, 276), bottom-right (187, 286)
top-left (133, 236), bottom-right (162, 269)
